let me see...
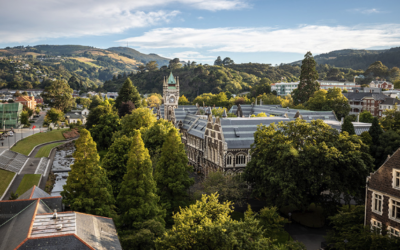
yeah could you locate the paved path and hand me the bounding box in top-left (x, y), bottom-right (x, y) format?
top-left (285, 222), bottom-right (328, 250)
top-left (2, 138), bottom-right (72, 200)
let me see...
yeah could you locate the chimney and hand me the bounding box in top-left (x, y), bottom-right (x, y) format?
top-left (357, 114), bottom-right (359, 122)
top-left (260, 99), bottom-right (263, 106)
top-left (52, 209), bottom-right (57, 220)
top-left (255, 98), bottom-right (257, 106)
top-left (340, 117), bottom-right (344, 125)
top-left (356, 89), bottom-right (359, 93)
top-left (370, 89), bottom-right (372, 93)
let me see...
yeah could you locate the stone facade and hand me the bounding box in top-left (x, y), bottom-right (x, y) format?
top-left (365, 148), bottom-right (400, 236)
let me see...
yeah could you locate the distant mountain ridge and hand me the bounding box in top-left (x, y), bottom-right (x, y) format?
top-left (290, 47), bottom-right (400, 70)
top-left (107, 47), bottom-right (170, 67)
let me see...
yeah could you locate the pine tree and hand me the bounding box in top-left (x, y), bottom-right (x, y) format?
top-left (61, 129), bottom-right (115, 217)
top-left (115, 78), bottom-right (141, 109)
top-left (292, 51), bottom-right (320, 105)
top-left (155, 129), bottom-right (194, 222)
top-left (214, 56), bottom-right (223, 66)
top-left (117, 130), bottom-right (165, 229)
top-left (341, 116), bottom-right (356, 135)
top-left (369, 117), bottom-right (383, 145)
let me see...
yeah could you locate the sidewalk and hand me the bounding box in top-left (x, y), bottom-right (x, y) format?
top-left (285, 222), bottom-right (328, 250)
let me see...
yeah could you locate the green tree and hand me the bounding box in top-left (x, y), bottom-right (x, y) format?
top-left (113, 107), bottom-right (156, 140)
top-left (89, 95), bottom-right (102, 110)
top-left (341, 116), bottom-right (355, 135)
top-left (89, 110), bottom-right (121, 150)
top-left (42, 80), bottom-right (74, 112)
top-left (214, 56), bottom-right (223, 66)
top-left (365, 61), bottom-right (389, 78)
top-left (327, 205), bottom-right (400, 249)
top-left (146, 61), bottom-right (158, 71)
top-left (178, 95), bottom-right (190, 105)
top-left (102, 136), bottom-right (133, 198)
top-left (374, 130), bottom-right (400, 167)
top-left (292, 51), bottom-right (319, 105)
top-left (359, 110), bottom-right (374, 123)
top-left (61, 129), bottom-right (115, 217)
top-left (20, 110), bottom-right (29, 125)
top-left (250, 78), bottom-right (272, 97)
top-left (155, 129), bottom-right (194, 222)
top-left (156, 193), bottom-right (304, 250)
top-left (141, 119), bottom-right (176, 159)
top-left (360, 131), bottom-right (372, 147)
top-left (369, 117), bottom-right (383, 145)
top-left (115, 78), bottom-right (141, 110)
top-left (117, 130), bottom-right (165, 229)
top-left (389, 67), bottom-right (400, 81)
top-left (46, 108), bottom-right (64, 123)
top-left (86, 104), bottom-right (113, 130)
top-left (380, 105), bottom-right (400, 131)
top-left (200, 171), bottom-right (246, 206)
top-left (244, 119), bottom-right (374, 211)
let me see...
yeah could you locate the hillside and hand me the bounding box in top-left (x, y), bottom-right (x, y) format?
top-left (107, 47), bottom-right (170, 67)
top-left (291, 47), bottom-right (400, 70)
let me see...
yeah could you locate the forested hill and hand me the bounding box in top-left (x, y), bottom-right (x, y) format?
top-left (107, 47), bottom-right (170, 67)
top-left (102, 63), bottom-right (305, 99)
top-left (291, 47), bottom-right (400, 70)
top-left (0, 45), bottom-right (170, 90)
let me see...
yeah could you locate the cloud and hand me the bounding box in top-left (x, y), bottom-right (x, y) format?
top-left (198, 16), bottom-right (204, 20)
top-left (0, 0), bottom-right (247, 44)
top-left (352, 8), bottom-right (382, 14)
top-left (117, 24), bottom-right (400, 54)
top-left (171, 51), bottom-right (215, 61)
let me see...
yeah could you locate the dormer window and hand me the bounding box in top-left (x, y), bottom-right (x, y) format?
top-left (392, 169), bottom-right (400, 190)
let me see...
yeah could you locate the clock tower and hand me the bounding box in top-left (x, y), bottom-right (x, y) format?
top-left (163, 72), bottom-right (179, 123)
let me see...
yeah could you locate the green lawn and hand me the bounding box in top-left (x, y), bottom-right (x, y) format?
top-left (15, 174), bottom-right (41, 196)
top-left (12, 129), bottom-right (67, 155)
top-left (0, 169), bottom-right (16, 198)
top-left (35, 142), bottom-right (64, 158)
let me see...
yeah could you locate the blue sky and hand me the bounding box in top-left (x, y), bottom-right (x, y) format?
top-left (1, 0), bottom-right (400, 65)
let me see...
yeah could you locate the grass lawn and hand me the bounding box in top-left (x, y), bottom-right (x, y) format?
top-left (0, 169), bottom-right (16, 197)
top-left (35, 142), bottom-right (64, 158)
top-left (15, 174), bottom-right (41, 196)
top-left (12, 129), bottom-right (67, 155)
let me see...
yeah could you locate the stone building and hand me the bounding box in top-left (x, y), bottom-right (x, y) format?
top-left (365, 148), bottom-right (400, 236)
top-left (163, 72), bottom-right (179, 123)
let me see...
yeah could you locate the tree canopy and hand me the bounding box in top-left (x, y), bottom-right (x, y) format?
top-left (42, 80), bottom-right (74, 112)
top-left (292, 51), bottom-right (319, 105)
top-left (115, 78), bottom-right (141, 109)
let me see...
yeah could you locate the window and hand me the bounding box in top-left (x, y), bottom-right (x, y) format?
top-left (370, 219), bottom-right (382, 234)
top-left (372, 192), bottom-right (383, 215)
top-left (390, 199), bottom-right (400, 222)
top-left (393, 169), bottom-right (400, 189)
top-left (388, 227), bottom-right (400, 237)
top-left (236, 154), bottom-right (246, 165)
top-left (226, 154), bottom-right (232, 166)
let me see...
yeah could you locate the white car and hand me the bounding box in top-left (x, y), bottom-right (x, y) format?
top-left (8, 131), bottom-right (14, 137)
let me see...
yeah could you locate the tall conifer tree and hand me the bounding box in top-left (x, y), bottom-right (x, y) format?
top-left (117, 130), bottom-right (165, 229)
top-left (155, 129), bottom-right (194, 221)
top-left (115, 78), bottom-right (141, 109)
top-left (292, 51), bottom-right (320, 104)
top-left (369, 117), bottom-right (383, 145)
top-left (341, 117), bottom-right (356, 135)
top-left (61, 129), bottom-right (115, 217)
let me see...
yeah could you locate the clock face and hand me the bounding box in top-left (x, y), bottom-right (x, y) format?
top-left (169, 97), bottom-right (175, 103)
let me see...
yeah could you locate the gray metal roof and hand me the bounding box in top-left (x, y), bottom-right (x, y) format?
top-left (17, 185), bottom-right (51, 200)
top-left (221, 117), bottom-right (290, 149)
top-left (76, 213), bottom-right (122, 250)
top-left (343, 92), bottom-right (387, 101)
top-left (381, 97), bottom-right (399, 105)
top-left (0, 200), bottom-right (37, 250)
top-left (20, 235), bottom-right (90, 250)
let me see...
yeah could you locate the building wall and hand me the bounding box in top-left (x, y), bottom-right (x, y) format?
top-left (365, 148), bottom-right (400, 235)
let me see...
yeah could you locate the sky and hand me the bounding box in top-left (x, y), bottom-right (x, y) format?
top-left (1, 0), bottom-right (400, 65)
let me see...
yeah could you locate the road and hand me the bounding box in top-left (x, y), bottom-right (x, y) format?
top-left (0, 111), bottom-right (46, 154)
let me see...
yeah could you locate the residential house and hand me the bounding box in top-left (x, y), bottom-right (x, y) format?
top-left (370, 80), bottom-right (394, 90)
top-left (343, 91), bottom-right (388, 116)
top-left (0, 185), bottom-right (122, 250)
top-left (65, 109), bottom-right (89, 124)
top-left (365, 148), bottom-right (400, 237)
top-left (379, 98), bottom-right (400, 117)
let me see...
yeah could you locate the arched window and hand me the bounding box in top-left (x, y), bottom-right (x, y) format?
top-left (236, 154), bottom-right (246, 165)
top-left (226, 154), bottom-right (232, 166)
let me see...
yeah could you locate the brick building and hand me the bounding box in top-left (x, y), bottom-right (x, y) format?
top-left (344, 91), bottom-right (388, 116)
top-left (365, 148), bottom-right (400, 236)
top-left (370, 80), bottom-right (394, 90)
top-left (14, 95), bottom-right (36, 110)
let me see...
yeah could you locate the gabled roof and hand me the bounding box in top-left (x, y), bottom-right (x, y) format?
top-left (0, 186), bottom-right (122, 250)
top-left (17, 185), bottom-right (51, 200)
top-left (381, 97), bottom-right (400, 105)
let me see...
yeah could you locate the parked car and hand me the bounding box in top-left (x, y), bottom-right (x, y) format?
top-left (8, 131), bottom-right (14, 137)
